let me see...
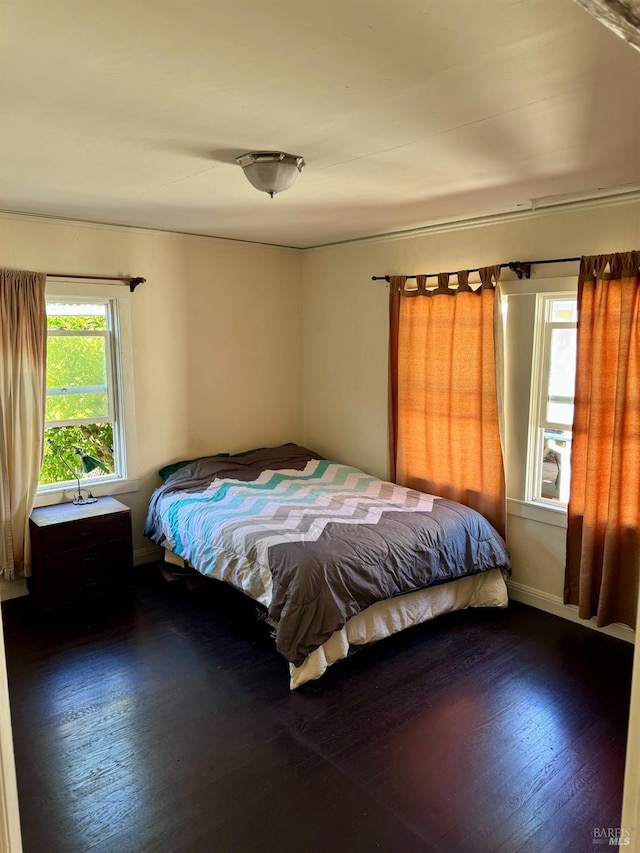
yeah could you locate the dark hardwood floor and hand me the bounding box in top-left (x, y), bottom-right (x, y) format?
top-left (2, 566), bottom-right (633, 853)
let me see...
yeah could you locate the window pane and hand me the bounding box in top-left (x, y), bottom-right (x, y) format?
top-left (39, 424), bottom-right (114, 485)
top-left (546, 326), bottom-right (576, 426)
top-left (46, 303), bottom-right (107, 331)
top-left (550, 299), bottom-right (577, 322)
top-left (541, 429), bottom-right (572, 502)
top-left (547, 399), bottom-right (574, 424)
top-left (46, 392), bottom-right (109, 422)
top-left (46, 334), bottom-right (109, 421)
top-left (47, 335), bottom-right (107, 388)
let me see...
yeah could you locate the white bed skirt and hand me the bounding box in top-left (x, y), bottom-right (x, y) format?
top-left (289, 568), bottom-right (508, 688)
top-left (161, 549), bottom-right (508, 689)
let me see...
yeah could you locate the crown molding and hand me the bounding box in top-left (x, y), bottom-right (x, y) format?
top-left (0, 209), bottom-right (302, 253)
top-left (309, 187), bottom-right (640, 250)
top-left (1, 185), bottom-right (640, 252)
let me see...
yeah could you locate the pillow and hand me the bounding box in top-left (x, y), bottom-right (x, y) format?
top-left (158, 445), bottom-right (275, 481)
top-left (158, 454), bottom-right (228, 482)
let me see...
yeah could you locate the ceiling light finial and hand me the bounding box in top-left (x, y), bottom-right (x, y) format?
top-left (236, 151), bottom-right (305, 197)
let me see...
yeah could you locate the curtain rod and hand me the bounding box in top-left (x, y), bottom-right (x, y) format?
top-left (371, 256), bottom-right (582, 282)
top-left (46, 273), bottom-right (146, 293)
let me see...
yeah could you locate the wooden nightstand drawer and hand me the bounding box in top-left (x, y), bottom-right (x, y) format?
top-left (40, 542), bottom-right (130, 611)
top-left (37, 512), bottom-right (131, 554)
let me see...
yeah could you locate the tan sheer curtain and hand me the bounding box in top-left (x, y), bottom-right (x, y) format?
top-left (0, 269), bottom-right (47, 580)
top-left (389, 266), bottom-right (506, 536)
top-left (565, 252), bottom-right (640, 628)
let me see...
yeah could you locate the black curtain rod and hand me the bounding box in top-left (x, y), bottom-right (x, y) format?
top-left (371, 255), bottom-right (582, 282)
top-left (46, 273), bottom-right (146, 293)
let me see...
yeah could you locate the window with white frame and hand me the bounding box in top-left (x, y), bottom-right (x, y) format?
top-left (528, 294), bottom-right (577, 505)
top-left (503, 280), bottom-right (578, 516)
top-left (38, 284), bottom-right (136, 495)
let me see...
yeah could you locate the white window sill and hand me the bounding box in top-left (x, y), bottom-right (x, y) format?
top-left (507, 497), bottom-right (567, 529)
top-left (34, 478), bottom-right (140, 508)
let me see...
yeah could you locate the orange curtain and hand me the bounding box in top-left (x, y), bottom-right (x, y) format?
top-left (389, 267), bottom-right (506, 536)
top-left (565, 252), bottom-right (640, 628)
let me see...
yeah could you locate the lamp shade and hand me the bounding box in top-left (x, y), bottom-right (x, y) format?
top-left (235, 152), bottom-right (305, 197)
top-left (75, 447), bottom-right (109, 475)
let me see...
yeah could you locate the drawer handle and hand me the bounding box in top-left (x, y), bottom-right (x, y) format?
top-left (80, 530), bottom-right (95, 538)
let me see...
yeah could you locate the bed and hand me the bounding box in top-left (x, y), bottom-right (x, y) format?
top-left (144, 443), bottom-right (511, 688)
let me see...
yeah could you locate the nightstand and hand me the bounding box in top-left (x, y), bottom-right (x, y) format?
top-left (29, 497), bottom-right (133, 611)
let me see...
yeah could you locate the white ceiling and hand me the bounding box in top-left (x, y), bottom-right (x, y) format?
top-left (1, 0), bottom-right (639, 249)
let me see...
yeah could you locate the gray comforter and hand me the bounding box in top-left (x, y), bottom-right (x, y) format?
top-left (145, 444), bottom-right (511, 666)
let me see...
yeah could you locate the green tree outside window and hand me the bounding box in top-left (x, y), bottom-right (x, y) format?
top-left (40, 305), bottom-right (115, 486)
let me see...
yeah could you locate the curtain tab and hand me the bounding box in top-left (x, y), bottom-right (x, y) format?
top-left (479, 265), bottom-right (500, 290)
top-left (456, 270), bottom-right (472, 292)
top-left (437, 272), bottom-right (451, 293)
top-left (595, 255), bottom-right (611, 279)
top-left (609, 253), bottom-right (623, 279)
top-left (579, 256), bottom-right (595, 282)
top-left (388, 275), bottom-right (406, 295)
top-left (622, 251), bottom-right (640, 278)
top-left (416, 275), bottom-right (427, 294)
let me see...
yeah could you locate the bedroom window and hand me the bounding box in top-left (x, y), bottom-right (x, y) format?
top-left (527, 294), bottom-right (577, 506)
top-left (37, 282), bottom-right (137, 498)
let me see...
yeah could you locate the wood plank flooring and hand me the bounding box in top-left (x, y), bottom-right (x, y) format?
top-left (2, 566), bottom-right (633, 853)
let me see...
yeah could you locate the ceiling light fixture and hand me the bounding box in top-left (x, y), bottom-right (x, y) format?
top-left (235, 151), bottom-right (305, 198)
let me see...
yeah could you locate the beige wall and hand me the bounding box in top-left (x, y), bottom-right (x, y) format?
top-left (0, 215), bottom-right (303, 556)
top-left (302, 199), bottom-right (640, 640)
top-left (182, 239), bottom-right (304, 457)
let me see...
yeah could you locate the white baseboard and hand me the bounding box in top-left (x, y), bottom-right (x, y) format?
top-left (507, 579), bottom-right (635, 644)
top-left (133, 545), bottom-right (162, 566)
top-left (0, 579), bottom-right (27, 603)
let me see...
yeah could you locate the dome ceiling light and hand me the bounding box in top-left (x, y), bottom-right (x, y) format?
top-left (235, 151), bottom-right (305, 198)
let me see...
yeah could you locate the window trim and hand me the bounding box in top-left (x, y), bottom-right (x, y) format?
top-left (501, 276), bottom-right (578, 524)
top-left (36, 280), bottom-right (139, 506)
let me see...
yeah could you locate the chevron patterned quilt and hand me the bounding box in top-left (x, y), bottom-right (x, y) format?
top-left (145, 444), bottom-right (511, 666)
